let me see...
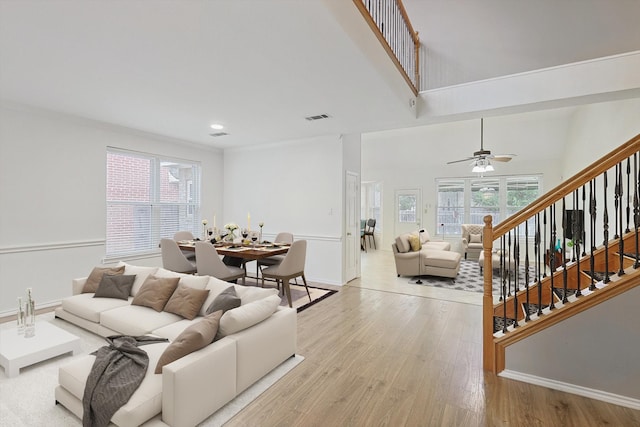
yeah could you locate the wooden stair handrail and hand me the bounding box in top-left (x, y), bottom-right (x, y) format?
top-left (494, 133), bottom-right (640, 239)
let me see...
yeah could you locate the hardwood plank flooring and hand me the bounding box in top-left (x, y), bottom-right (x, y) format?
top-left (227, 249), bottom-right (640, 427)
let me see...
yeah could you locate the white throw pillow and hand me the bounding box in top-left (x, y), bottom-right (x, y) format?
top-left (155, 268), bottom-right (209, 289)
top-left (218, 294), bottom-right (280, 338)
top-left (116, 262), bottom-right (159, 296)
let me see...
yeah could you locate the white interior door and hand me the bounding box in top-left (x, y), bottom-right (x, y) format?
top-left (395, 189), bottom-right (422, 237)
top-left (345, 171), bottom-right (359, 282)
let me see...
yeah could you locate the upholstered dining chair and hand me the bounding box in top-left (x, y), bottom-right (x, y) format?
top-left (257, 232), bottom-right (294, 273)
top-left (363, 218), bottom-right (377, 250)
top-left (261, 240), bottom-right (309, 308)
top-left (195, 241), bottom-right (246, 284)
top-left (160, 238), bottom-right (197, 274)
top-left (173, 230), bottom-right (196, 260)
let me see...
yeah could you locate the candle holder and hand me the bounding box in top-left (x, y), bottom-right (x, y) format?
top-left (24, 288), bottom-right (35, 338)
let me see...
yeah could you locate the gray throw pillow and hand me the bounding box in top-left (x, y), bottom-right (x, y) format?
top-left (206, 286), bottom-right (241, 315)
top-left (93, 274), bottom-right (136, 300)
top-left (82, 265), bottom-right (125, 293)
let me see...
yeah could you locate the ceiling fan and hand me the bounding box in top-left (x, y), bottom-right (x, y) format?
top-left (447, 118), bottom-right (515, 171)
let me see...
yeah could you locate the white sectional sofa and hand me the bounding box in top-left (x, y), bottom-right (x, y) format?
top-left (53, 262), bottom-right (297, 427)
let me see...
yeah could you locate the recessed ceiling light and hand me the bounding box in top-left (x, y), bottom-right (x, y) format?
top-left (210, 123), bottom-right (224, 130)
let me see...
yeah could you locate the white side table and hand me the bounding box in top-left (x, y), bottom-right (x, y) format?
top-left (0, 321), bottom-right (81, 378)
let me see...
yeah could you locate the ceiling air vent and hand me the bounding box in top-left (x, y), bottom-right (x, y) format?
top-left (209, 132), bottom-right (229, 137)
top-left (305, 113), bottom-right (331, 121)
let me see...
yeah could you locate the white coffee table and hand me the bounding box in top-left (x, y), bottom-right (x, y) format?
top-left (0, 321), bottom-right (82, 378)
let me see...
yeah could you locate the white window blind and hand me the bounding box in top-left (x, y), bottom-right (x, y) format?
top-left (106, 148), bottom-right (201, 258)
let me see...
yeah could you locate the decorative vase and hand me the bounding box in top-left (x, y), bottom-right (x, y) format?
top-left (16, 297), bottom-right (25, 335)
top-left (24, 288), bottom-right (35, 338)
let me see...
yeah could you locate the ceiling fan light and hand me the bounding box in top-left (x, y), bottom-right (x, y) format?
top-left (485, 162), bottom-right (494, 172)
top-left (472, 163), bottom-right (485, 173)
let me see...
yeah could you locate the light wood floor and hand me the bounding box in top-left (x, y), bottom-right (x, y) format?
top-left (227, 249), bottom-right (640, 427)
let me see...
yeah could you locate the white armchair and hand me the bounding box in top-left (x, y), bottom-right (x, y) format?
top-left (461, 224), bottom-right (484, 260)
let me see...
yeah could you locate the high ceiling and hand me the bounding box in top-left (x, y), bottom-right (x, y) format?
top-left (1, 0), bottom-right (639, 148)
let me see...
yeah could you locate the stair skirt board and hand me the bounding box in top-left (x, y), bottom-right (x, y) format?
top-left (499, 369), bottom-right (640, 411)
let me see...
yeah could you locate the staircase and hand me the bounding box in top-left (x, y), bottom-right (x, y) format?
top-left (483, 133), bottom-right (640, 373)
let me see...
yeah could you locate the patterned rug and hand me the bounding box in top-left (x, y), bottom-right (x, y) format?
top-left (241, 277), bottom-right (337, 312)
top-left (408, 259), bottom-right (533, 295)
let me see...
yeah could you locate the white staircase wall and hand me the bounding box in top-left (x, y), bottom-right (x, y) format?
top-left (504, 285), bottom-right (640, 403)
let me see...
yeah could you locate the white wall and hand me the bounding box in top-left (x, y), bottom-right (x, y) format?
top-left (222, 135), bottom-right (344, 285)
top-left (0, 104), bottom-right (224, 314)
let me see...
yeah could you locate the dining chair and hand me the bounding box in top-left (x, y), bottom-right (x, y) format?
top-left (360, 219), bottom-right (367, 252)
top-left (363, 218), bottom-right (377, 250)
top-left (257, 232), bottom-right (294, 272)
top-left (173, 230), bottom-right (196, 260)
top-left (261, 240), bottom-right (309, 308)
top-left (195, 242), bottom-right (246, 284)
top-left (160, 238), bottom-right (197, 274)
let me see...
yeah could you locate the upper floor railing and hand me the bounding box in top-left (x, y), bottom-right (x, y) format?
top-left (354, 0), bottom-right (420, 95)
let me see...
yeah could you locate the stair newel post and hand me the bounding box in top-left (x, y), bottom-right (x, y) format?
top-left (549, 203), bottom-right (557, 310)
top-left (512, 227), bottom-right (520, 328)
top-left (589, 178), bottom-right (597, 291)
top-left (604, 171), bottom-right (611, 284)
top-left (626, 157), bottom-right (631, 233)
top-left (524, 219), bottom-right (531, 322)
top-left (561, 197), bottom-right (569, 304)
top-left (618, 161), bottom-right (626, 277)
top-left (482, 215), bottom-right (496, 372)
top-left (536, 213), bottom-right (543, 316)
top-left (634, 153), bottom-right (639, 268)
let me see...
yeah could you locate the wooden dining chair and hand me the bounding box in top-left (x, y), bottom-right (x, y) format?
top-left (195, 242), bottom-right (246, 284)
top-left (160, 238), bottom-right (197, 274)
top-left (261, 240), bottom-right (309, 307)
top-left (363, 218), bottom-right (377, 249)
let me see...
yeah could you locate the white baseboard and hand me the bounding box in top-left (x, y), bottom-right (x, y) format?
top-left (500, 369), bottom-right (640, 410)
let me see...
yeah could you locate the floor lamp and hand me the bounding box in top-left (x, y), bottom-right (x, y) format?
top-left (415, 229), bottom-right (424, 284)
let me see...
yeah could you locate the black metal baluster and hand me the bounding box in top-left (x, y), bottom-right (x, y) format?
top-left (575, 189), bottom-right (582, 297)
top-left (589, 179), bottom-right (597, 291)
top-left (618, 161), bottom-right (626, 277)
top-left (507, 231), bottom-right (512, 297)
top-left (512, 227), bottom-right (519, 328)
top-left (582, 185), bottom-right (587, 257)
top-left (614, 163), bottom-right (620, 240)
top-left (604, 171), bottom-right (611, 284)
top-left (634, 153), bottom-right (640, 269)
top-left (536, 213), bottom-right (543, 316)
top-left (525, 219), bottom-right (531, 321)
top-left (626, 157), bottom-right (631, 233)
top-left (502, 234), bottom-right (508, 333)
top-left (543, 209), bottom-right (547, 277)
top-left (561, 197), bottom-right (569, 304)
top-left (549, 203), bottom-right (556, 310)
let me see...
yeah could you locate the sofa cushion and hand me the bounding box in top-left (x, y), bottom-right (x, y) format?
top-left (58, 342), bottom-right (169, 426)
top-left (154, 310), bottom-right (223, 374)
top-left (151, 319), bottom-right (199, 341)
top-left (408, 234), bottom-right (422, 252)
top-left (100, 305), bottom-right (183, 336)
top-left (116, 262), bottom-right (159, 296)
top-left (93, 274), bottom-right (136, 300)
top-left (131, 275), bottom-right (180, 312)
top-left (218, 294), bottom-right (281, 338)
top-left (470, 233), bottom-right (482, 243)
top-left (395, 234), bottom-right (411, 253)
top-left (422, 249), bottom-right (461, 269)
top-left (61, 293), bottom-right (131, 323)
top-left (205, 286), bottom-right (240, 315)
top-left (235, 286), bottom-right (279, 304)
top-left (163, 284), bottom-right (210, 320)
top-left (154, 268), bottom-right (209, 290)
top-left (423, 241), bottom-right (451, 251)
top-left (82, 266), bottom-right (125, 293)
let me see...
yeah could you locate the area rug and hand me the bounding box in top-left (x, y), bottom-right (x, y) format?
top-left (240, 278), bottom-right (337, 312)
top-left (0, 313), bottom-right (303, 427)
top-left (408, 259), bottom-right (533, 294)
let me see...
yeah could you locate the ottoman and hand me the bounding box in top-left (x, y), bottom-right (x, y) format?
top-left (479, 250), bottom-right (516, 273)
top-left (422, 249), bottom-right (462, 278)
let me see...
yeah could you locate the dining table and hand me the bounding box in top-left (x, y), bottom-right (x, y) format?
top-left (177, 240), bottom-right (289, 280)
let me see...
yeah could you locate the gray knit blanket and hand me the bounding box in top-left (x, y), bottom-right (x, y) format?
top-left (82, 335), bottom-right (168, 427)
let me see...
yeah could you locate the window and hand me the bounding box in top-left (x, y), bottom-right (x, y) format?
top-left (361, 182), bottom-right (382, 228)
top-left (106, 148), bottom-right (201, 258)
top-left (436, 175), bottom-right (541, 235)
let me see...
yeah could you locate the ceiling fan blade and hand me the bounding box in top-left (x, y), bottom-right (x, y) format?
top-left (492, 154), bottom-right (516, 162)
top-left (447, 157), bottom-right (475, 165)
